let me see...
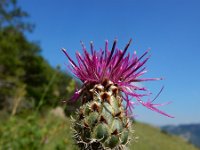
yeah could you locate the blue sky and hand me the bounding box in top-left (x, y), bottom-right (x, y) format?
top-left (18, 0), bottom-right (200, 126)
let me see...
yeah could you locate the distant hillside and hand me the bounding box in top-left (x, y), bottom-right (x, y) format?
top-left (1, 111), bottom-right (198, 150)
top-left (162, 124), bottom-right (200, 148)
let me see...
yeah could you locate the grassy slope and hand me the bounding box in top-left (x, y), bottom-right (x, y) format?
top-left (130, 122), bottom-right (198, 150)
top-left (0, 113), bottom-right (198, 150)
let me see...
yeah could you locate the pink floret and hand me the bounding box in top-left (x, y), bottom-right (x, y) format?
top-left (62, 39), bottom-right (173, 118)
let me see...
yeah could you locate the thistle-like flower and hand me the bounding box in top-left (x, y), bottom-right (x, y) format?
top-left (62, 39), bottom-right (173, 150)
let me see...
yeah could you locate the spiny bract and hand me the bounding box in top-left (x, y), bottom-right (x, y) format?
top-left (72, 80), bottom-right (131, 150)
top-left (62, 39), bottom-right (173, 150)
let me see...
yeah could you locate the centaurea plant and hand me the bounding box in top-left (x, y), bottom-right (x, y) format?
top-left (62, 39), bottom-right (173, 150)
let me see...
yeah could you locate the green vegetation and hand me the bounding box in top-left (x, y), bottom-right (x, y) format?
top-left (0, 0), bottom-right (79, 115)
top-left (0, 112), bottom-right (198, 150)
top-left (0, 112), bottom-right (78, 150)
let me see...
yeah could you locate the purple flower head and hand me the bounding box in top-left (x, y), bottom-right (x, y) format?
top-left (62, 39), bottom-right (174, 118)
